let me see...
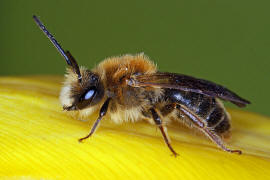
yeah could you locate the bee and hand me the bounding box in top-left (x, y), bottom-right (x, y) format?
top-left (33, 15), bottom-right (250, 156)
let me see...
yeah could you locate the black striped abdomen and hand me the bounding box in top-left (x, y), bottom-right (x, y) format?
top-left (203, 102), bottom-right (231, 135)
top-left (165, 89), bottom-right (231, 135)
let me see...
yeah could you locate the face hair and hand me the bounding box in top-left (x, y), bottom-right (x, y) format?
top-left (33, 15), bottom-right (82, 82)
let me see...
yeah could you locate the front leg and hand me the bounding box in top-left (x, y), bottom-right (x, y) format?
top-left (150, 108), bottom-right (179, 157)
top-left (79, 98), bottom-right (111, 142)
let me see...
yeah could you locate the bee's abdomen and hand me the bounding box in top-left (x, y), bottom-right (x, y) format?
top-left (165, 89), bottom-right (230, 135)
top-left (203, 103), bottom-right (230, 135)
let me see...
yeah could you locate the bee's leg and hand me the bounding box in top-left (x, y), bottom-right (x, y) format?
top-left (171, 103), bottom-right (242, 154)
top-left (79, 98), bottom-right (111, 142)
top-left (202, 128), bottom-right (242, 154)
top-left (150, 108), bottom-right (179, 157)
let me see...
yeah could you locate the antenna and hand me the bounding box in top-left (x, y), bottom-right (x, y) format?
top-left (33, 15), bottom-right (82, 82)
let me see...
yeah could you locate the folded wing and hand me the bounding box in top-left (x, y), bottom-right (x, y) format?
top-left (128, 72), bottom-right (250, 107)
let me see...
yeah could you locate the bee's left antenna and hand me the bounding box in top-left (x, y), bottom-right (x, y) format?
top-left (33, 15), bottom-right (82, 82)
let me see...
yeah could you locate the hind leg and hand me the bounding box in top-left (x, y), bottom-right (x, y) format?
top-left (165, 103), bottom-right (242, 154)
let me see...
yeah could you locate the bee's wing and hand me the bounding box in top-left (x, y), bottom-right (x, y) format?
top-left (128, 72), bottom-right (250, 107)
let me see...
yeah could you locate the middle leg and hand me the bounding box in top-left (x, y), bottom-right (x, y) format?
top-left (150, 108), bottom-right (179, 157)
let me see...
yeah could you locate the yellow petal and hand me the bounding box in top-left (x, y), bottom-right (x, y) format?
top-left (0, 76), bottom-right (269, 180)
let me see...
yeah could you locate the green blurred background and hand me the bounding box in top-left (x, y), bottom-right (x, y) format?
top-left (0, 0), bottom-right (269, 116)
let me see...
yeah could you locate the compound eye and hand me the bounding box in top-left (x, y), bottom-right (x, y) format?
top-left (84, 88), bottom-right (96, 100)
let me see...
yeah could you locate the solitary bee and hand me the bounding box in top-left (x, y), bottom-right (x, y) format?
top-left (33, 15), bottom-right (250, 156)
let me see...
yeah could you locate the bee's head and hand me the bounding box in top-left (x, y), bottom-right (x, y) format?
top-left (60, 67), bottom-right (104, 111)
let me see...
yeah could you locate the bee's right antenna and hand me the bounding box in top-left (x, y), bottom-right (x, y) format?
top-left (33, 15), bottom-right (82, 82)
